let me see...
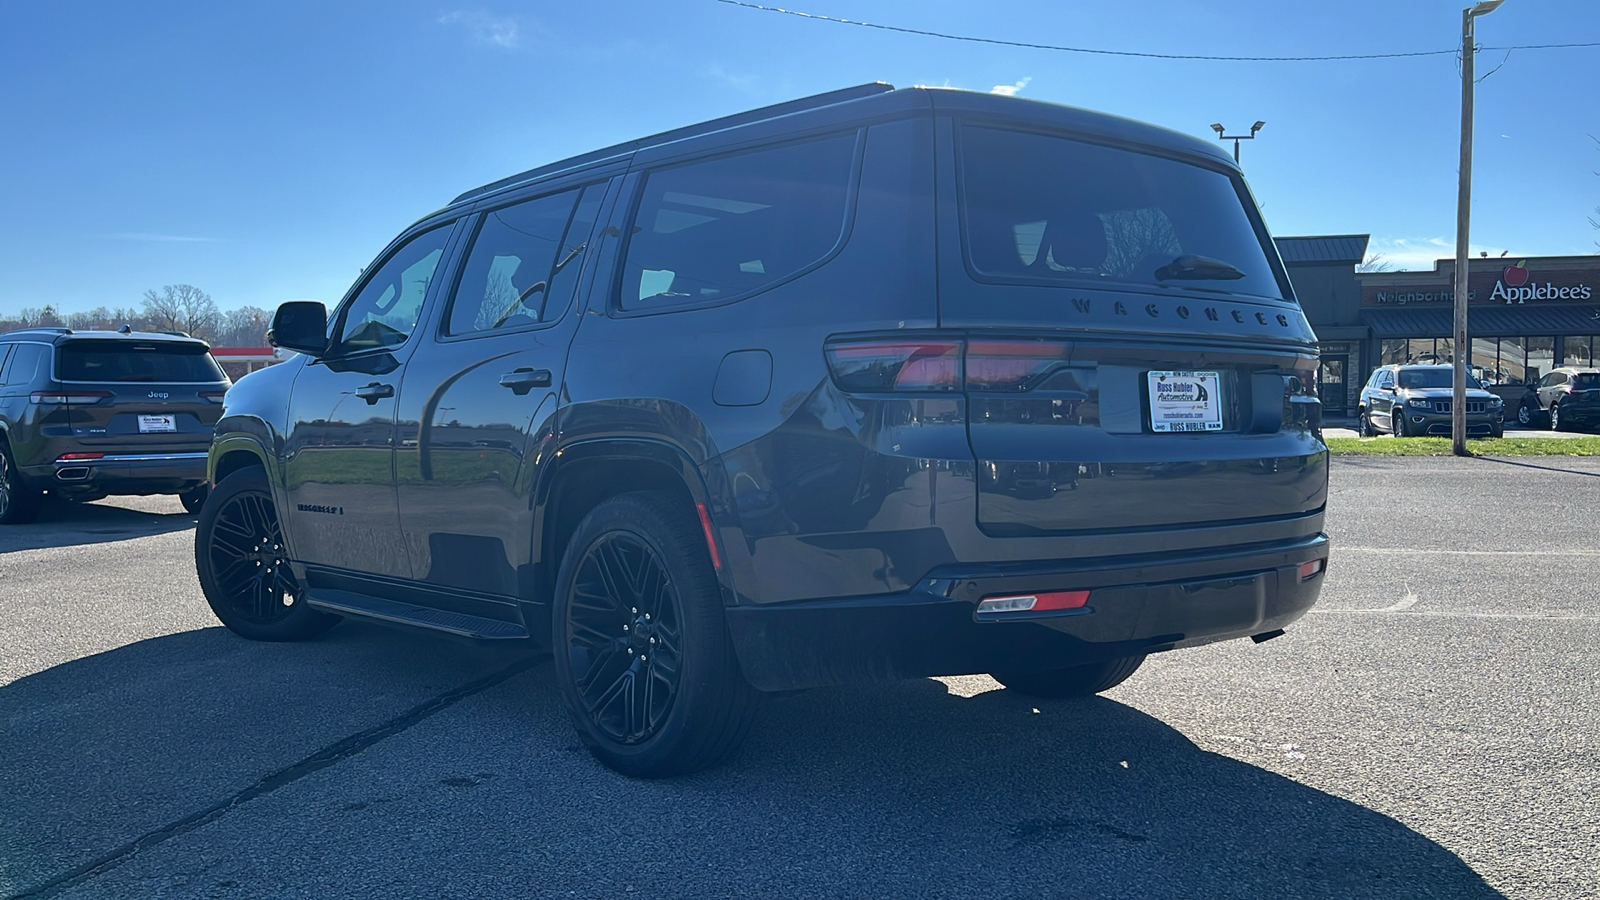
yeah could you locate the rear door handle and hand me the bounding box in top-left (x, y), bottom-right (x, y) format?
top-left (354, 382), bottom-right (394, 404)
top-left (499, 368), bottom-right (552, 395)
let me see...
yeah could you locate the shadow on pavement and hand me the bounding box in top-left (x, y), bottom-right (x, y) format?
top-left (0, 624), bottom-right (1504, 899)
top-left (1474, 455), bottom-right (1600, 478)
top-left (0, 498), bottom-right (196, 553)
top-left (0, 621), bottom-right (536, 899)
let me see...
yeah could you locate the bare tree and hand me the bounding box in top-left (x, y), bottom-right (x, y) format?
top-left (217, 305), bottom-right (272, 347)
top-left (141, 284), bottom-right (221, 339)
top-left (1357, 253), bottom-right (1393, 273)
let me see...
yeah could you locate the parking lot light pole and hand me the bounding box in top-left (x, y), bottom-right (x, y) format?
top-left (1210, 121), bottom-right (1265, 165)
top-left (1454, 0), bottom-right (1507, 456)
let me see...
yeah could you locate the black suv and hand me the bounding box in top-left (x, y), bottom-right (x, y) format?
top-left (195, 84), bottom-right (1329, 776)
top-left (1515, 367), bottom-right (1600, 431)
top-left (1358, 364), bottom-right (1504, 438)
top-left (0, 328), bottom-right (228, 523)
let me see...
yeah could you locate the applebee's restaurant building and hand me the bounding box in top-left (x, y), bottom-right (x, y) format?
top-left (1275, 234), bottom-right (1600, 417)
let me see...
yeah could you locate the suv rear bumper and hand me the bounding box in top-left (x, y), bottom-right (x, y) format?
top-left (29, 451), bottom-right (208, 494)
top-left (724, 534), bottom-right (1328, 691)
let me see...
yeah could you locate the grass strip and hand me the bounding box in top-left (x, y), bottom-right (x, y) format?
top-left (1326, 436), bottom-right (1600, 456)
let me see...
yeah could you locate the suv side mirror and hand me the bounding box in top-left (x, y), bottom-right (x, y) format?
top-left (268, 301), bottom-right (329, 357)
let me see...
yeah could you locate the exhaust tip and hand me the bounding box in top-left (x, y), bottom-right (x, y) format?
top-left (55, 467), bottom-right (92, 482)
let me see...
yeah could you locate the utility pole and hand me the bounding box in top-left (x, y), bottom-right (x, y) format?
top-left (1454, 0), bottom-right (1506, 456)
top-left (1211, 121), bottom-right (1265, 165)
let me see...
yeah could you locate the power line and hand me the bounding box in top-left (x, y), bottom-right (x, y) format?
top-left (716, 0), bottom-right (1600, 63)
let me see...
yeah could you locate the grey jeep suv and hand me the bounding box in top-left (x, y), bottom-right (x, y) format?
top-left (0, 327), bottom-right (229, 523)
top-left (1358, 364), bottom-right (1504, 438)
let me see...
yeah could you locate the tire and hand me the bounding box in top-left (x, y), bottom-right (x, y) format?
top-left (992, 655), bottom-right (1147, 699)
top-left (1491, 420), bottom-right (1504, 439)
top-left (552, 492), bottom-right (758, 778)
top-left (0, 441), bottom-right (43, 525)
top-left (1551, 403), bottom-right (1569, 432)
top-left (1516, 402), bottom-right (1533, 427)
top-left (195, 467), bottom-right (339, 642)
top-left (1358, 410), bottom-right (1375, 437)
top-left (179, 484), bottom-right (210, 515)
top-left (1392, 408), bottom-right (1410, 437)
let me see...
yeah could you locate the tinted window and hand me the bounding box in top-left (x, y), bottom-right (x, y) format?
top-left (959, 126), bottom-right (1285, 301)
top-left (4, 344), bottom-right (49, 387)
top-left (335, 225), bottom-right (452, 352)
top-left (620, 133), bottom-right (857, 309)
top-left (446, 188), bottom-right (587, 335)
top-left (1398, 368), bottom-right (1481, 390)
top-left (1573, 374), bottom-right (1600, 389)
top-left (0, 345), bottom-right (12, 384)
top-left (57, 341), bottom-right (226, 382)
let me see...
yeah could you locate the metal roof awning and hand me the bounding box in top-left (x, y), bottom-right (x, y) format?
top-left (1361, 305), bottom-right (1600, 337)
top-left (1275, 235), bottom-right (1370, 265)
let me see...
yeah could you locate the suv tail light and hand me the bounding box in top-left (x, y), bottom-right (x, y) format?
top-left (824, 335), bottom-right (1072, 393)
top-left (31, 391), bottom-right (112, 405)
top-left (824, 339), bottom-right (961, 392)
top-left (57, 452), bottom-right (105, 461)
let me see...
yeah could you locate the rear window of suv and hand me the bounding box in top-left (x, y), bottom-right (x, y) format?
top-left (958, 125), bottom-right (1287, 302)
top-left (57, 341), bottom-right (226, 383)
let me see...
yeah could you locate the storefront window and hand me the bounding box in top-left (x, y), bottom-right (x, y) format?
top-left (1406, 338), bottom-right (1440, 364)
top-left (1498, 337), bottom-right (1527, 384)
top-left (1381, 339), bottom-right (1407, 365)
top-left (1563, 336), bottom-right (1594, 367)
top-left (1472, 338), bottom-right (1501, 384)
top-left (1527, 337), bottom-right (1555, 383)
top-left (1435, 337), bottom-right (1454, 364)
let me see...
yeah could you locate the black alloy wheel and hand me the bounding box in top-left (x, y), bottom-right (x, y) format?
top-left (553, 492), bottom-right (757, 778)
top-left (565, 530), bottom-right (683, 746)
top-left (195, 467), bottom-right (339, 641)
top-left (0, 442), bottom-right (43, 525)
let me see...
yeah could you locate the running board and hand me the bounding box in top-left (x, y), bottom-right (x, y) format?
top-left (304, 589), bottom-right (530, 640)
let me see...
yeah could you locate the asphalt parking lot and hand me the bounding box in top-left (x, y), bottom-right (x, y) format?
top-left (2, 457), bottom-right (1597, 899)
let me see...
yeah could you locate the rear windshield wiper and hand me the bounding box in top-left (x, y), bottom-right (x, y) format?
top-left (1153, 255), bottom-right (1246, 281)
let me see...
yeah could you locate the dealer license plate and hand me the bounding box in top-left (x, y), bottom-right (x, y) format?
top-left (138, 414), bottom-right (177, 434)
top-left (1148, 371), bottom-right (1223, 433)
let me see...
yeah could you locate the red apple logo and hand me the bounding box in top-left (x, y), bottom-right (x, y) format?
top-left (1503, 259), bottom-right (1529, 287)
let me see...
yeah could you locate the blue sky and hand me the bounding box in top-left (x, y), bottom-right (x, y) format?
top-left (1, 0), bottom-right (1595, 315)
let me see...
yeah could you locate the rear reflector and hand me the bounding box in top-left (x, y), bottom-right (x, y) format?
top-left (976, 590), bottom-right (1091, 614)
top-left (695, 502), bottom-right (722, 571)
top-left (31, 391), bottom-right (112, 405)
top-left (199, 390), bottom-right (228, 404)
top-left (1299, 559), bottom-right (1325, 580)
top-left (57, 452), bottom-right (105, 461)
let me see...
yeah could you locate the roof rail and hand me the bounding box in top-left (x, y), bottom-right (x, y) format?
top-left (451, 82), bottom-right (896, 205)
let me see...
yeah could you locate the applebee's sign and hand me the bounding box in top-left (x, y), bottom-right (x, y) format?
top-left (1490, 260), bottom-right (1593, 303)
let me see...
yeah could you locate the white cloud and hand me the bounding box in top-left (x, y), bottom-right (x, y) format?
top-left (703, 62), bottom-right (758, 93)
top-left (991, 77), bottom-right (1032, 97)
top-left (102, 233), bottom-right (221, 242)
top-left (439, 10), bottom-right (519, 49)
top-left (1364, 236), bottom-right (1510, 271)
